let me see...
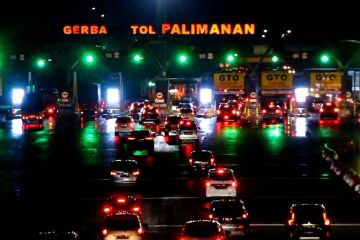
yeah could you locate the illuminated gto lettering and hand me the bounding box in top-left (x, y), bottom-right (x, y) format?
top-left (266, 74), bottom-right (287, 81)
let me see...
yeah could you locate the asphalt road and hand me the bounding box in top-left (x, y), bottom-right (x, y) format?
top-left (0, 116), bottom-right (359, 239)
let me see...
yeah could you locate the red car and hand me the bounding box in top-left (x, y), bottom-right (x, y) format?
top-left (102, 194), bottom-right (141, 216)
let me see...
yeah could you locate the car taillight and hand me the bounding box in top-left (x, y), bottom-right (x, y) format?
top-left (133, 206), bottom-right (140, 212)
top-left (102, 228), bottom-right (108, 236)
top-left (232, 110), bottom-right (236, 114)
top-left (210, 158), bottom-right (215, 165)
top-left (48, 108), bottom-right (53, 113)
top-left (232, 181), bottom-right (237, 187)
top-left (276, 109), bottom-right (280, 114)
top-left (132, 170), bottom-right (140, 176)
top-left (186, 122), bottom-right (191, 126)
top-left (217, 110), bottom-right (221, 114)
top-left (189, 158), bottom-right (193, 165)
top-left (209, 214), bottom-right (213, 219)
top-left (262, 109), bottom-right (266, 114)
top-left (242, 213), bottom-right (248, 219)
top-left (326, 102), bottom-right (332, 106)
top-left (206, 181), bottom-right (210, 187)
top-left (180, 120), bottom-right (184, 125)
top-left (334, 108), bottom-right (339, 112)
top-left (128, 136), bottom-right (136, 140)
top-left (217, 169), bottom-right (224, 174)
top-left (103, 207), bottom-right (112, 213)
top-left (288, 213), bottom-right (295, 225)
top-left (156, 109), bottom-right (160, 114)
top-left (215, 235), bottom-right (224, 240)
top-left (138, 228), bottom-right (144, 235)
top-left (164, 121), bottom-right (168, 125)
top-left (117, 198), bottom-right (126, 203)
top-left (320, 108), bottom-right (324, 112)
top-left (110, 171), bottom-right (117, 176)
top-left (224, 115), bottom-right (228, 119)
top-left (323, 213), bottom-right (330, 225)
top-left (145, 136), bottom-right (153, 140)
top-left (129, 123), bottom-right (135, 127)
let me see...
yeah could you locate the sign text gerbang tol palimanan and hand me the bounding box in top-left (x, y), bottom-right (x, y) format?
top-left (130, 23), bottom-right (255, 35)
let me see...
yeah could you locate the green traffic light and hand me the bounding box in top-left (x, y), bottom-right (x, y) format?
top-left (177, 52), bottom-right (189, 64)
top-left (272, 55), bottom-right (279, 63)
top-left (179, 55), bottom-right (187, 62)
top-left (37, 59), bottom-right (46, 67)
top-left (83, 52), bottom-right (96, 64)
top-left (227, 55), bottom-right (234, 62)
top-left (134, 54), bottom-right (143, 62)
top-left (320, 54), bottom-right (330, 63)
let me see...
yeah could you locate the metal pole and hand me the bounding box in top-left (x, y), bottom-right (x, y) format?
top-left (27, 71), bottom-right (32, 93)
top-left (119, 72), bottom-right (123, 112)
top-left (73, 70), bottom-right (79, 113)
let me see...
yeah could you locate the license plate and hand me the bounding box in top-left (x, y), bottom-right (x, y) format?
top-left (116, 235), bottom-right (129, 239)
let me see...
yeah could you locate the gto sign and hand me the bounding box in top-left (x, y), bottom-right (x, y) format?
top-left (310, 71), bottom-right (342, 90)
top-left (213, 73), bottom-right (245, 90)
top-left (261, 72), bottom-right (293, 90)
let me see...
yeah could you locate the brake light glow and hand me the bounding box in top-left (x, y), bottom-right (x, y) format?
top-left (320, 108), bottom-right (324, 112)
top-left (275, 109), bottom-right (280, 114)
top-left (232, 181), bottom-right (237, 187)
top-left (206, 181), bottom-right (210, 187)
top-left (156, 109), bottom-right (160, 114)
top-left (103, 207), bottom-right (111, 213)
top-left (138, 228), bottom-right (144, 235)
top-left (217, 110), bottom-right (221, 114)
top-left (48, 108), bottom-right (53, 113)
top-left (145, 136), bottom-right (153, 140)
top-left (186, 121), bottom-right (191, 126)
top-left (337, 97), bottom-right (342, 102)
top-left (242, 213), bottom-right (248, 219)
top-left (189, 158), bottom-right (193, 165)
top-left (210, 158), bottom-right (215, 165)
top-left (209, 214), bottom-right (213, 219)
top-left (164, 121), bottom-right (168, 125)
top-left (110, 171), bottom-right (117, 176)
top-left (128, 136), bottom-right (136, 140)
top-left (102, 229), bottom-right (108, 236)
top-left (133, 206), bottom-right (140, 212)
top-left (288, 213), bottom-right (295, 225)
top-left (132, 170), bottom-right (140, 176)
top-left (323, 213), bottom-right (330, 225)
top-left (262, 109), bottom-right (266, 114)
top-left (180, 120), bottom-right (184, 125)
top-left (224, 115), bottom-right (228, 119)
top-left (217, 169), bottom-right (224, 174)
top-left (117, 198), bottom-right (126, 203)
top-left (334, 108), bottom-right (339, 112)
top-left (232, 110), bottom-right (236, 114)
top-left (326, 102), bottom-right (332, 106)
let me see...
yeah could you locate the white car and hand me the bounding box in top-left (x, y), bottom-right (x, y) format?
top-left (178, 120), bottom-right (200, 144)
top-left (115, 116), bottom-right (135, 136)
top-left (109, 159), bottom-right (140, 185)
top-left (102, 213), bottom-right (145, 240)
top-left (206, 168), bottom-right (237, 198)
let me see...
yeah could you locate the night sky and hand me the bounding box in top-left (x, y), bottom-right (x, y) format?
top-left (1, 0), bottom-right (360, 50)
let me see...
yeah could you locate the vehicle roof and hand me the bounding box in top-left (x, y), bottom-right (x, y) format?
top-left (185, 220), bottom-right (221, 226)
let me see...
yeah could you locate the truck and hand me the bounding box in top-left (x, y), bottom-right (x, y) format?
top-left (21, 92), bottom-right (44, 125)
top-left (78, 83), bottom-right (101, 120)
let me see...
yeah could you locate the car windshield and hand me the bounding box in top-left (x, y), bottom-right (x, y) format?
top-left (131, 130), bottom-right (151, 138)
top-left (105, 216), bottom-right (140, 230)
top-left (166, 116), bottom-right (182, 123)
top-left (191, 151), bottom-right (212, 161)
top-left (293, 206), bottom-right (325, 224)
top-left (111, 161), bottom-right (137, 171)
top-left (211, 201), bottom-right (245, 215)
top-left (209, 171), bottom-right (234, 181)
top-left (116, 117), bottom-right (132, 123)
top-left (183, 222), bottom-right (219, 237)
top-left (180, 108), bottom-right (193, 113)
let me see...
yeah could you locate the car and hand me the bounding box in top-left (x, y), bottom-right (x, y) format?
top-left (129, 101), bottom-right (144, 118)
top-left (115, 116), bottom-right (135, 136)
top-left (102, 194), bottom-right (141, 216)
top-left (101, 213), bottom-right (145, 240)
top-left (36, 230), bottom-right (79, 240)
top-left (102, 108), bottom-right (121, 119)
top-left (179, 220), bottom-right (227, 240)
top-left (320, 102), bottom-right (339, 120)
top-left (178, 119), bottom-right (200, 144)
top-left (138, 105), bottom-right (160, 124)
top-left (207, 198), bottom-right (250, 237)
top-left (216, 104), bottom-right (239, 122)
top-left (80, 107), bottom-right (98, 120)
top-left (286, 203), bottom-right (331, 240)
top-left (261, 101), bottom-right (284, 123)
top-left (188, 150), bottom-right (216, 174)
top-left (127, 130), bottom-right (154, 154)
top-left (164, 114), bottom-right (183, 136)
top-left (205, 168), bottom-right (237, 198)
top-left (109, 159), bottom-right (140, 185)
top-left (179, 107), bottom-right (195, 121)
